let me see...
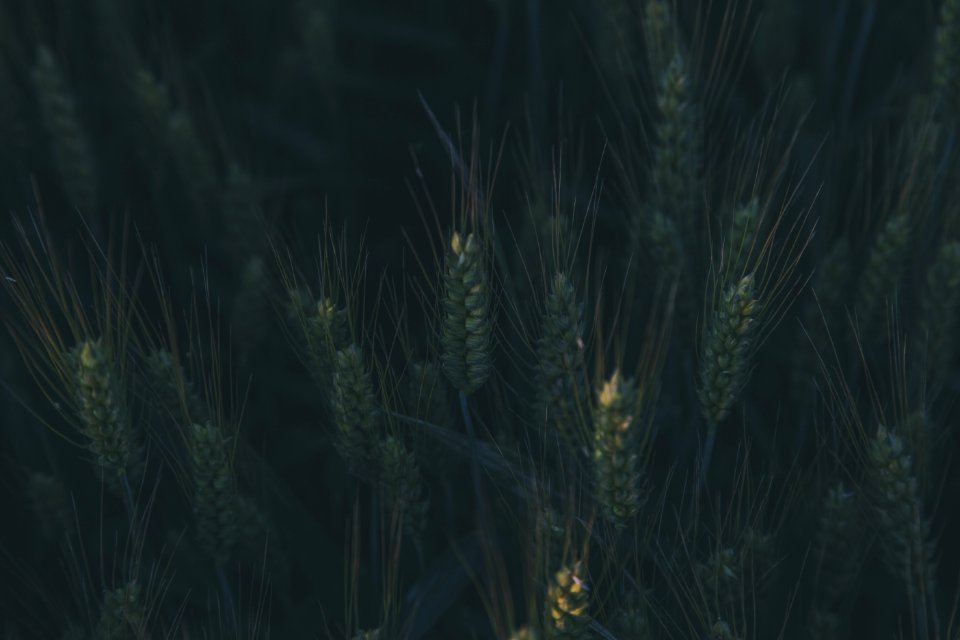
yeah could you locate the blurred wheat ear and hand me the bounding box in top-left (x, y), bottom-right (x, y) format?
top-left (332, 344), bottom-right (382, 481)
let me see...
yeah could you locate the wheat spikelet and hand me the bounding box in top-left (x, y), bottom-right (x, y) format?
top-left (296, 295), bottom-right (351, 387)
top-left (331, 344), bottom-right (381, 480)
top-left (97, 580), bottom-right (145, 640)
top-left (698, 546), bottom-right (738, 605)
top-left (538, 506), bottom-right (567, 572)
top-left (592, 371), bottom-right (641, 527)
top-left (441, 231), bottom-right (493, 395)
top-left (378, 436), bottom-right (429, 537)
top-left (611, 590), bottom-right (653, 639)
top-left (814, 483), bottom-right (862, 605)
top-left (188, 421), bottom-right (242, 566)
top-left (289, 292), bottom-right (351, 419)
top-left (647, 209), bottom-right (685, 280)
top-left (73, 339), bottom-right (141, 478)
top-left (699, 527), bottom-right (774, 611)
top-left (806, 483), bottom-right (862, 640)
top-left (867, 425), bottom-right (937, 610)
top-left (710, 620), bottom-right (741, 640)
top-left (31, 46), bottom-right (98, 213)
top-left (643, 0), bottom-right (676, 75)
top-left (933, 0), bottom-right (960, 126)
top-left (144, 348), bottom-right (208, 426)
top-left (509, 627), bottom-right (539, 640)
top-left (652, 53), bottom-right (701, 247)
top-left (536, 273), bottom-right (586, 453)
top-left (698, 274), bottom-right (759, 427)
top-left (855, 213), bottom-right (910, 341)
top-left (916, 241), bottom-right (960, 392)
top-left (546, 562), bottom-right (590, 639)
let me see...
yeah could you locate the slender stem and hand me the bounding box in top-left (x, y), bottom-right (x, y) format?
top-left (459, 391), bottom-right (483, 508)
top-left (700, 423), bottom-right (718, 488)
top-left (216, 564), bottom-right (238, 633)
top-left (119, 471), bottom-right (136, 525)
top-left (370, 492), bottom-right (380, 605)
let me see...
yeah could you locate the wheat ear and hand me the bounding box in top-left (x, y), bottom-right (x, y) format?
top-left (547, 562), bottom-right (590, 639)
top-left (441, 231), bottom-right (493, 395)
top-left (73, 339), bottom-right (142, 489)
top-left (31, 46), bottom-right (98, 214)
top-left (867, 425), bottom-right (938, 632)
top-left (332, 344), bottom-right (381, 481)
top-left (378, 436), bottom-right (429, 538)
top-left (536, 273), bottom-right (587, 455)
top-left (916, 241), bottom-right (960, 393)
top-left (855, 213), bottom-right (910, 342)
top-left (698, 274), bottom-right (759, 475)
top-left (592, 371), bottom-right (641, 527)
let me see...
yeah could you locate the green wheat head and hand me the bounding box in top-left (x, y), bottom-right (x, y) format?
top-left (536, 272), bottom-right (587, 454)
top-left (332, 344), bottom-right (382, 480)
top-left (73, 338), bottom-right (141, 478)
top-left (592, 371), bottom-right (641, 527)
top-left (698, 274), bottom-right (759, 427)
top-left (189, 421), bottom-right (242, 566)
top-left (441, 231), bottom-right (493, 395)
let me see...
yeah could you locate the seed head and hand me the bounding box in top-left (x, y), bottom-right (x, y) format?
top-left (698, 274), bottom-right (759, 426)
top-left (189, 421), bottom-right (241, 565)
top-left (592, 371), bottom-right (641, 526)
top-left (441, 231), bottom-right (493, 394)
top-left (331, 345), bottom-right (381, 480)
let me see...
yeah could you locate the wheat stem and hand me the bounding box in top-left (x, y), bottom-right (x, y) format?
top-left (459, 391), bottom-right (485, 516)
